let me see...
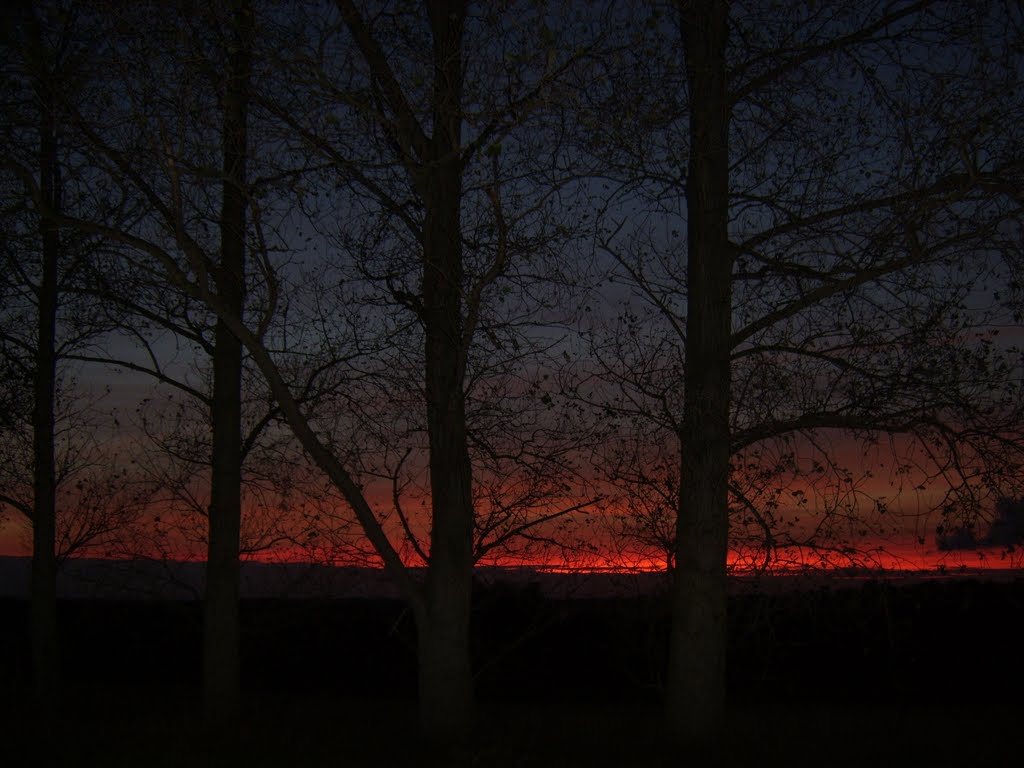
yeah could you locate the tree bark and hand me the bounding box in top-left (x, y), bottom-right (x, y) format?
top-left (203, 0), bottom-right (251, 725)
top-left (417, 0), bottom-right (475, 749)
top-left (667, 0), bottom-right (732, 757)
top-left (415, 584), bottom-right (473, 751)
top-left (30, 55), bottom-right (60, 716)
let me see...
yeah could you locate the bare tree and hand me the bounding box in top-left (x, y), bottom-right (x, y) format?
top-left (246, 3), bottom-right (611, 746)
top-left (0, 0), bottom-right (131, 715)
top-left (584, 0), bottom-right (1024, 754)
top-left (39, 1), bottom-right (610, 751)
top-left (4, 0), bottom-right (270, 724)
top-left (204, 0), bottom-right (252, 724)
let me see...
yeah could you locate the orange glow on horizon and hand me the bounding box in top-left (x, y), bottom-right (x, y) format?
top-left (0, 537), bottom-right (1010, 576)
top-left (2, 474), bottom-right (1020, 575)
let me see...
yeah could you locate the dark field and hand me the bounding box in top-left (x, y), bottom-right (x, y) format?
top-left (2, 576), bottom-right (1022, 766)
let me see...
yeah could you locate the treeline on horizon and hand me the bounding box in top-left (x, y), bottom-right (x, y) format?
top-left (1, 0), bottom-right (1023, 760)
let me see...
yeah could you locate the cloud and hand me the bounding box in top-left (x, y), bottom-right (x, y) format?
top-left (985, 497), bottom-right (1024, 548)
top-left (936, 497), bottom-right (1024, 551)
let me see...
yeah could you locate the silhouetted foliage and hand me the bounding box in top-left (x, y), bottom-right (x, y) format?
top-left (936, 523), bottom-right (979, 552)
top-left (936, 496), bottom-right (1024, 550)
top-left (986, 496), bottom-right (1024, 547)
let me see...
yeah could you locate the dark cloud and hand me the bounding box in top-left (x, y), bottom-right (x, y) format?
top-left (936, 497), bottom-right (1024, 551)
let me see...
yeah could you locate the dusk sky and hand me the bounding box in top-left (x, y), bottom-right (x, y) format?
top-left (1, 0), bottom-right (1023, 579)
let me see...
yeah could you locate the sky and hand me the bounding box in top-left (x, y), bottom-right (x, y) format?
top-left (1, 1), bottom-right (1022, 578)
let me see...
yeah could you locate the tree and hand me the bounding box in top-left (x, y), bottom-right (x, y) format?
top-left (25, 0), bottom-right (607, 753)
top-left (247, 2), bottom-right (610, 746)
top-left (587, 0), bottom-right (1023, 754)
top-left (0, 0), bottom-right (125, 715)
top-left (986, 496), bottom-right (1024, 548)
top-left (236, 1), bottom-right (605, 746)
top-left (4, 0), bottom-right (268, 725)
top-left (203, 0), bottom-right (252, 724)
top-left (668, 2), bottom-right (732, 750)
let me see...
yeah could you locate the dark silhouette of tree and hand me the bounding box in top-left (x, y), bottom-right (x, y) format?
top-left (3, 0), bottom-right (267, 726)
top-left (936, 521), bottom-right (979, 551)
top-left (939, 496), bottom-right (1024, 550)
top-left (0, 0), bottom-right (134, 717)
top-left (14, 1), bottom-right (607, 755)
top-left (583, 0), bottom-right (1023, 755)
top-left (203, 0), bottom-right (251, 725)
top-left (986, 496), bottom-right (1024, 547)
top-left (19, 9), bottom-right (60, 713)
top-left (89, 0), bottom-right (257, 724)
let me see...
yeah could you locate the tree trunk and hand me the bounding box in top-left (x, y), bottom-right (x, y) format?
top-left (30, 63), bottom-right (60, 716)
top-left (203, 0), bottom-right (251, 725)
top-left (418, 0), bottom-right (475, 750)
top-left (415, 581), bottom-right (473, 750)
top-left (667, 0), bottom-right (732, 757)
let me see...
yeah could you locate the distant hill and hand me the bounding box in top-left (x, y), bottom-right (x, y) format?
top-left (2, 556), bottom-right (1019, 601)
top-left (0, 557), bottom-right (401, 600)
top-left (0, 557), bottom-right (673, 600)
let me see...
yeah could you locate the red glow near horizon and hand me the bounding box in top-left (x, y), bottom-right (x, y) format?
top-left (2, 480), bottom-right (1020, 574)
top-left (2, 536), bottom-right (1010, 576)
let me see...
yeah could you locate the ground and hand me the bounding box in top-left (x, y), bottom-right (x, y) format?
top-left (2, 576), bottom-right (1022, 766)
top-left (4, 694), bottom-right (1019, 767)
